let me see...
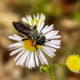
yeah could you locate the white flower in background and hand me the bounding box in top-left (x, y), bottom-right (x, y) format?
top-left (8, 13), bottom-right (61, 69)
top-left (22, 13), bottom-right (45, 27)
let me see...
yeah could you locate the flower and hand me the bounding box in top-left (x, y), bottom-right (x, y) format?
top-left (22, 13), bottom-right (45, 27)
top-left (8, 13), bottom-right (61, 69)
top-left (66, 55), bottom-right (80, 73)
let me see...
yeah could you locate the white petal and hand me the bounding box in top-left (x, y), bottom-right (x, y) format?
top-left (30, 52), bottom-right (35, 68)
top-left (8, 35), bottom-right (19, 41)
top-left (45, 42), bottom-right (60, 48)
top-left (40, 13), bottom-right (45, 22)
top-left (42, 25), bottom-right (54, 34)
top-left (35, 52), bottom-right (39, 66)
top-left (9, 46), bottom-right (22, 51)
top-left (14, 50), bottom-right (25, 61)
top-left (37, 13), bottom-right (39, 19)
top-left (41, 25), bottom-right (48, 33)
top-left (10, 47), bottom-right (24, 56)
top-left (47, 40), bottom-right (61, 46)
top-left (8, 42), bottom-right (23, 48)
top-left (42, 46), bottom-right (55, 57)
top-left (13, 34), bottom-right (23, 40)
top-left (27, 54), bottom-right (31, 69)
top-left (45, 35), bottom-right (61, 40)
top-left (8, 35), bottom-right (22, 41)
top-left (26, 16), bottom-right (32, 26)
top-left (16, 50), bottom-right (29, 65)
top-left (37, 22), bottom-right (44, 33)
top-left (38, 50), bottom-right (48, 64)
top-left (37, 51), bottom-right (44, 65)
top-left (26, 53), bottom-right (30, 67)
top-left (33, 15), bottom-right (36, 19)
top-left (52, 35), bottom-right (61, 39)
top-left (22, 17), bottom-right (27, 23)
top-left (28, 52), bottom-right (35, 69)
top-left (45, 31), bottom-right (59, 37)
top-left (44, 46), bottom-right (56, 52)
top-left (28, 15), bottom-right (32, 20)
top-left (26, 16), bottom-right (30, 21)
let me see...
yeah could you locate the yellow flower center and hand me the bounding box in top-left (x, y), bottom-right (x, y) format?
top-left (66, 55), bottom-right (80, 72)
top-left (23, 39), bottom-right (42, 52)
top-left (27, 19), bottom-right (40, 27)
top-left (31, 20), bottom-right (35, 26)
top-left (35, 19), bottom-right (40, 27)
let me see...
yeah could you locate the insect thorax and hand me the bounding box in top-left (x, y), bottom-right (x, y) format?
top-left (36, 33), bottom-right (45, 45)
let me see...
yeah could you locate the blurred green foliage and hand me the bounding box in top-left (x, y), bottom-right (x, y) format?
top-left (73, 1), bottom-right (80, 21)
top-left (14, 0), bottom-right (61, 17)
top-left (73, 12), bottom-right (80, 21)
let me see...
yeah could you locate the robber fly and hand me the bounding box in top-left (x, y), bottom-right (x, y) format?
top-left (12, 21), bottom-right (46, 46)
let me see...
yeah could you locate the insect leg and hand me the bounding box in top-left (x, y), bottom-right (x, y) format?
top-left (22, 38), bottom-right (29, 41)
top-left (32, 40), bottom-right (38, 50)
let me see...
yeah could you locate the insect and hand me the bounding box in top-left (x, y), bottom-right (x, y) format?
top-left (12, 21), bottom-right (46, 45)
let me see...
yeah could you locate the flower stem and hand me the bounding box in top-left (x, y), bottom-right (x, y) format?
top-left (40, 63), bottom-right (66, 80)
top-left (46, 63), bottom-right (66, 69)
top-left (53, 63), bottom-right (66, 68)
top-left (49, 69), bottom-right (55, 80)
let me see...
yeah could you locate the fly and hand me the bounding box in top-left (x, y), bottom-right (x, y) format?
top-left (12, 21), bottom-right (46, 45)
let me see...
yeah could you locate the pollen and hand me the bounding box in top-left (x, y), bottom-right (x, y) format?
top-left (23, 39), bottom-right (42, 52)
top-left (66, 55), bottom-right (80, 73)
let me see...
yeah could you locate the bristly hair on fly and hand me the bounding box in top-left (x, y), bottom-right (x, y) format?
top-left (12, 21), bottom-right (46, 45)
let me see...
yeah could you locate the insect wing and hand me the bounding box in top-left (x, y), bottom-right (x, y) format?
top-left (13, 21), bottom-right (32, 33)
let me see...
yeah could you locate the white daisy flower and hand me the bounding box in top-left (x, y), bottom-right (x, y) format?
top-left (22, 13), bottom-right (45, 27)
top-left (8, 13), bottom-right (61, 69)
